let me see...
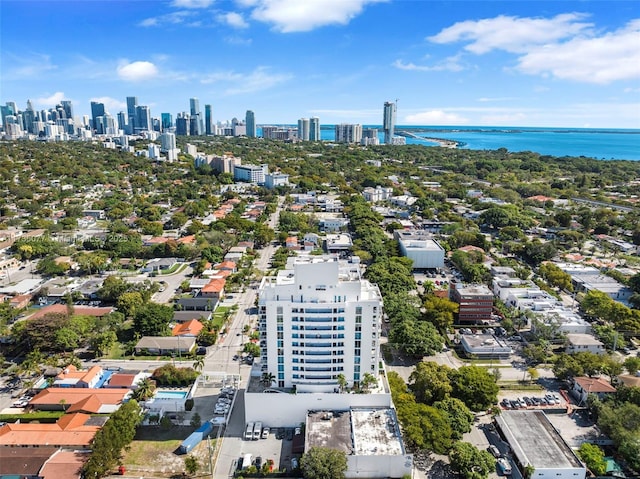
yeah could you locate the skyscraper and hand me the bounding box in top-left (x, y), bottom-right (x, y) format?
top-left (205, 105), bottom-right (214, 135)
top-left (161, 113), bottom-right (173, 130)
top-left (309, 117), bottom-right (320, 141)
top-left (246, 110), bottom-right (256, 138)
top-left (383, 101), bottom-right (396, 145)
top-left (90, 101), bottom-right (106, 132)
top-left (60, 100), bottom-right (74, 121)
top-left (297, 118), bottom-right (310, 141)
top-left (126, 97), bottom-right (138, 134)
top-left (189, 98), bottom-right (202, 136)
top-left (1, 103), bottom-right (16, 127)
top-left (335, 123), bottom-right (362, 144)
top-left (135, 105), bottom-right (151, 132)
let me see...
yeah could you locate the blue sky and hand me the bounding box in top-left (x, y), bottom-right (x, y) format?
top-left (1, 0), bottom-right (639, 128)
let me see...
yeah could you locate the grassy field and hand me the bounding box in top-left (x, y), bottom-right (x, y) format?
top-left (123, 426), bottom-right (216, 478)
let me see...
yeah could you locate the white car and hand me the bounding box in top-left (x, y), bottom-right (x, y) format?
top-left (261, 427), bottom-right (270, 439)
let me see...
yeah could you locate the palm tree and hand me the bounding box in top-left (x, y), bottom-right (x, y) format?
top-left (133, 377), bottom-right (156, 401)
top-left (261, 372), bottom-right (275, 388)
top-left (192, 356), bottom-right (205, 373)
top-left (336, 373), bottom-right (348, 393)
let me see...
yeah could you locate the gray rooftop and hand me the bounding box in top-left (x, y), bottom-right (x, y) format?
top-left (306, 408), bottom-right (405, 457)
top-left (496, 410), bottom-right (584, 470)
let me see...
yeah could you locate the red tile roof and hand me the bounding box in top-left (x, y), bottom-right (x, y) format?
top-left (202, 278), bottom-right (225, 293)
top-left (172, 319), bottom-right (204, 337)
top-left (574, 376), bottom-right (616, 393)
top-left (28, 304), bottom-right (114, 320)
top-left (40, 450), bottom-right (89, 479)
top-left (0, 413), bottom-right (99, 447)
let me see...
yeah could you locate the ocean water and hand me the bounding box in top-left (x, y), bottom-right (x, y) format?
top-left (317, 126), bottom-right (640, 161)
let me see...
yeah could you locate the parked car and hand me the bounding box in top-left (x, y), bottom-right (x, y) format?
top-left (261, 427), bottom-right (270, 439)
top-left (488, 445), bottom-right (501, 458)
top-left (291, 457), bottom-right (299, 470)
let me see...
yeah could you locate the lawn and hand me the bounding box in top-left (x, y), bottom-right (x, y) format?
top-left (123, 427), bottom-right (215, 477)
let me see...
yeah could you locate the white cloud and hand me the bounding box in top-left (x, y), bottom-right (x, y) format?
top-left (139, 11), bottom-right (194, 27)
top-left (403, 110), bottom-right (469, 125)
top-left (6, 53), bottom-right (57, 79)
top-left (393, 55), bottom-right (464, 72)
top-left (248, 0), bottom-right (386, 33)
top-left (516, 19), bottom-right (640, 84)
top-left (33, 92), bottom-right (66, 109)
top-left (476, 97), bottom-right (518, 103)
top-left (117, 61), bottom-right (160, 82)
top-left (171, 0), bottom-right (214, 8)
top-left (89, 97), bottom-right (126, 113)
top-left (218, 11), bottom-right (249, 28)
top-left (225, 36), bottom-right (253, 45)
top-left (200, 66), bottom-right (291, 94)
top-left (428, 13), bottom-right (592, 54)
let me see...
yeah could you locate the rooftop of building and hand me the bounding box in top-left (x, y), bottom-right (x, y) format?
top-left (573, 376), bottom-right (616, 393)
top-left (305, 408), bottom-right (404, 457)
top-left (495, 410), bottom-right (584, 469)
top-left (566, 333), bottom-right (604, 346)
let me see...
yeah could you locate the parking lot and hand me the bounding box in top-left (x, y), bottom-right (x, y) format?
top-left (232, 427), bottom-right (302, 474)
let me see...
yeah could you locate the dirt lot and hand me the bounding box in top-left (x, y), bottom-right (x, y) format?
top-left (121, 426), bottom-right (216, 478)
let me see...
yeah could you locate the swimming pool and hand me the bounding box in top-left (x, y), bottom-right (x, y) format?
top-left (155, 390), bottom-right (188, 399)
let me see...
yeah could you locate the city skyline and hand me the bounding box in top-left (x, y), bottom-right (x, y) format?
top-left (1, 0), bottom-right (639, 128)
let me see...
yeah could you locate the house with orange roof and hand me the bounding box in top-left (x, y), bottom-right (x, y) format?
top-left (172, 319), bottom-right (204, 337)
top-left (286, 236), bottom-right (298, 249)
top-left (104, 372), bottom-right (144, 389)
top-left (217, 261), bottom-right (237, 273)
top-left (29, 388), bottom-right (129, 413)
top-left (9, 293), bottom-right (31, 309)
top-left (53, 365), bottom-right (105, 388)
top-left (143, 236), bottom-right (169, 246)
top-left (0, 413), bottom-right (103, 448)
top-left (527, 195), bottom-right (554, 203)
top-left (201, 278), bottom-right (226, 299)
top-left (177, 235), bottom-right (196, 244)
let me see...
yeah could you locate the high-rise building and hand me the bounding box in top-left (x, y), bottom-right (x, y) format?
top-left (126, 97), bottom-right (138, 134)
top-left (258, 254), bottom-right (382, 391)
top-left (383, 101), bottom-right (396, 145)
top-left (176, 114), bottom-right (190, 136)
top-left (245, 110), bottom-right (256, 138)
top-left (117, 112), bottom-right (127, 133)
top-left (205, 105), bottom-right (214, 135)
top-left (90, 101), bottom-right (106, 133)
top-left (135, 105), bottom-right (151, 132)
top-left (61, 100), bottom-right (74, 121)
top-left (22, 100), bottom-right (36, 134)
top-left (161, 113), bottom-right (173, 130)
top-left (189, 98), bottom-right (202, 136)
top-left (160, 132), bottom-right (177, 152)
top-left (309, 117), bottom-right (320, 141)
top-left (335, 123), bottom-right (362, 144)
top-left (297, 118), bottom-right (310, 141)
top-left (1, 103), bottom-right (16, 127)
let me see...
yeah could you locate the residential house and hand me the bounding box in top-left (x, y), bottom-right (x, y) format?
top-left (53, 365), bottom-right (105, 388)
top-left (29, 388), bottom-right (129, 413)
top-left (172, 319), bottom-right (204, 337)
top-left (0, 413), bottom-right (103, 448)
top-left (571, 376), bottom-right (616, 404)
top-left (566, 333), bottom-right (606, 355)
top-left (134, 336), bottom-right (196, 355)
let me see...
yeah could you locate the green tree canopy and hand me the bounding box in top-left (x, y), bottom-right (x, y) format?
top-left (448, 365), bottom-right (499, 411)
top-left (449, 442), bottom-right (496, 479)
top-left (300, 447), bottom-right (348, 479)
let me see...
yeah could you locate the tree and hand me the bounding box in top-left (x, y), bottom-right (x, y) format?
top-left (184, 455), bottom-right (200, 476)
top-left (409, 361), bottom-right (452, 405)
top-left (300, 447), bottom-right (348, 479)
top-left (449, 442), bottom-right (496, 479)
top-left (433, 397), bottom-right (475, 439)
top-left (360, 372), bottom-right (377, 392)
top-left (448, 366), bottom-right (499, 411)
top-left (389, 320), bottom-right (443, 358)
top-left (116, 291), bottom-right (145, 319)
top-left (423, 295), bottom-right (458, 331)
top-left (190, 412), bottom-right (202, 429)
top-left (624, 356), bottom-right (640, 375)
top-left (577, 443), bottom-right (607, 476)
top-left (133, 302), bottom-right (174, 336)
top-left (526, 367), bottom-right (540, 384)
top-left (336, 373), bottom-right (348, 392)
top-left (133, 377), bottom-right (156, 401)
top-left (83, 400), bottom-right (142, 478)
top-left (261, 372), bottom-right (275, 387)
top-left (538, 262), bottom-right (573, 292)
top-left (192, 356), bottom-right (205, 373)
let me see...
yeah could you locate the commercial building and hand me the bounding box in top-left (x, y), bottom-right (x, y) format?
top-left (264, 172), bottom-right (289, 189)
top-left (233, 164), bottom-right (267, 184)
top-left (459, 333), bottom-right (512, 359)
top-left (495, 410), bottom-right (586, 479)
top-left (383, 101), bottom-right (396, 145)
top-left (450, 282), bottom-right (494, 324)
top-left (305, 409), bottom-right (412, 478)
top-left (394, 230), bottom-right (445, 269)
top-left (258, 254), bottom-right (382, 392)
top-left (556, 263), bottom-right (632, 304)
top-left (565, 333), bottom-right (605, 355)
top-left (205, 104), bottom-right (214, 135)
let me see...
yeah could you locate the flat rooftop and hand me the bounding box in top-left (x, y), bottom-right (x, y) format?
top-left (351, 408), bottom-right (404, 455)
top-left (496, 410), bottom-right (584, 469)
top-left (306, 408), bottom-right (404, 457)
